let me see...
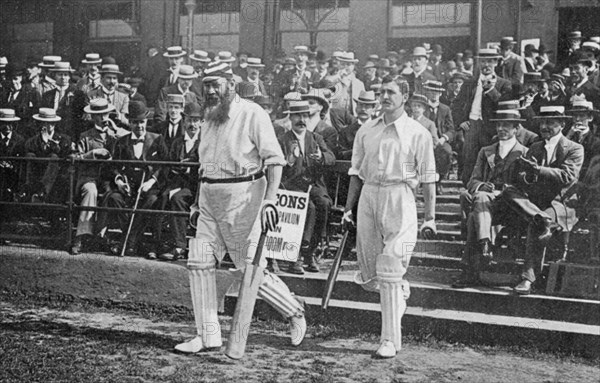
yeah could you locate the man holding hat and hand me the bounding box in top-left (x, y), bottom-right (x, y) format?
top-left (523, 44), bottom-right (540, 73)
top-left (23, 108), bottom-right (74, 203)
top-left (495, 106), bottom-right (583, 294)
top-left (342, 76), bottom-right (437, 358)
top-left (453, 48), bottom-right (512, 185)
top-left (278, 100), bottom-right (335, 274)
top-left (76, 53), bottom-right (102, 94)
top-left (87, 64), bottom-right (129, 125)
top-left (98, 101), bottom-right (168, 257)
top-left (154, 65), bottom-right (199, 123)
top-left (153, 94), bottom-right (186, 148)
top-left (566, 99), bottom-right (600, 178)
top-left (0, 109), bottom-right (25, 202)
top-left (568, 50), bottom-right (600, 107)
top-left (41, 61), bottom-right (89, 139)
top-left (174, 60), bottom-right (307, 354)
top-left (69, 98), bottom-right (121, 254)
top-left (157, 102), bottom-right (202, 261)
top-left (454, 108), bottom-right (529, 288)
top-left (497, 37), bottom-right (526, 85)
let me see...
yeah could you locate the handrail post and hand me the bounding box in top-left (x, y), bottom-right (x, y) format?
top-left (66, 157), bottom-right (76, 249)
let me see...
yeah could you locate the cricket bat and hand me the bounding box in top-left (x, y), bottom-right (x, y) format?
top-left (321, 230), bottom-right (349, 309)
top-left (225, 204), bottom-right (277, 360)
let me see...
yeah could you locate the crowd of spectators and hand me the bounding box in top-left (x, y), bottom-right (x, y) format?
top-left (0, 31), bottom-right (599, 287)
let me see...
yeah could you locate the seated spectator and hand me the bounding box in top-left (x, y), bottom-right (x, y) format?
top-left (154, 65), bottom-right (199, 123)
top-left (151, 94), bottom-right (185, 148)
top-left (300, 88), bottom-right (339, 154)
top-left (454, 109), bottom-right (528, 287)
top-left (157, 102), bottom-right (201, 261)
top-left (96, 101), bottom-right (168, 257)
top-left (70, 99), bottom-right (120, 255)
top-left (338, 90), bottom-right (378, 160)
top-left (423, 80), bottom-right (455, 189)
top-left (273, 91), bottom-right (302, 136)
top-left (565, 99), bottom-right (600, 178)
top-left (0, 109), bottom-right (25, 202)
top-left (279, 101), bottom-right (335, 274)
top-left (76, 53), bottom-right (102, 94)
top-left (23, 108), bottom-right (73, 203)
top-left (494, 106), bottom-right (584, 294)
top-left (494, 100), bottom-right (539, 147)
top-left (0, 64), bottom-right (41, 137)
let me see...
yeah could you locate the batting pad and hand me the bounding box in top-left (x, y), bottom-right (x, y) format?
top-left (376, 254), bottom-right (408, 351)
top-left (258, 273), bottom-right (305, 319)
top-left (188, 239), bottom-right (222, 348)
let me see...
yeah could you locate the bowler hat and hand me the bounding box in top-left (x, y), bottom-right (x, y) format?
top-left (431, 44), bottom-right (443, 55)
top-left (499, 37), bottom-right (517, 49)
top-left (368, 54), bottom-right (380, 62)
top-left (84, 98), bottom-right (116, 114)
top-left (183, 102), bottom-right (203, 118)
top-left (315, 50), bottom-right (328, 63)
top-left (0, 109), bottom-right (21, 122)
top-left (164, 46), bottom-right (187, 58)
top-left (524, 44), bottom-right (539, 54)
top-left (363, 61), bottom-right (377, 70)
top-left (127, 101), bottom-right (150, 120)
top-left (33, 108), bottom-right (62, 122)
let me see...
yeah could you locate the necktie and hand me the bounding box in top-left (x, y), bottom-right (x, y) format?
top-left (132, 137), bottom-right (144, 145)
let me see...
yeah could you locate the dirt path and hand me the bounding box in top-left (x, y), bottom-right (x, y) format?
top-left (0, 301), bottom-right (598, 383)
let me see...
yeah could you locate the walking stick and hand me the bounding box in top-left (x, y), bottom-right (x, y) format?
top-left (120, 171), bottom-right (146, 257)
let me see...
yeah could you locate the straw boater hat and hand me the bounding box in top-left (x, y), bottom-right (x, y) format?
top-left (476, 48), bottom-right (501, 59)
top-left (301, 88), bottom-right (331, 114)
top-left (568, 31), bottom-right (582, 40)
top-left (127, 101), bottom-right (150, 120)
top-left (500, 36), bottom-right (517, 49)
top-left (189, 50), bottom-right (211, 62)
top-left (423, 80), bottom-right (445, 93)
top-left (497, 100), bottom-right (524, 111)
top-left (490, 109), bottom-right (525, 123)
top-left (33, 108), bottom-right (62, 122)
top-left (84, 98), bottom-right (116, 114)
top-left (81, 53), bottom-right (102, 65)
top-left (336, 51), bottom-right (359, 63)
top-left (215, 51), bottom-right (236, 63)
top-left (353, 90), bottom-right (378, 105)
top-left (49, 62), bottom-right (75, 73)
top-left (166, 94), bottom-right (185, 105)
top-left (287, 100), bottom-right (311, 114)
top-left (0, 109), bottom-right (21, 122)
top-left (38, 55), bottom-right (62, 68)
top-left (533, 106), bottom-right (571, 120)
top-left (0, 57), bottom-right (7, 68)
top-left (177, 65), bottom-right (198, 79)
top-left (294, 45), bottom-right (310, 54)
top-left (163, 46), bottom-right (186, 58)
top-left (202, 61), bottom-right (234, 82)
top-left (99, 64), bottom-right (123, 75)
top-left (567, 99), bottom-right (598, 114)
top-left (246, 57), bottom-right (265, 68)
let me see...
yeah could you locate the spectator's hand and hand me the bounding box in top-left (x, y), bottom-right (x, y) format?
top-left (459, 121), bottom-right (471, 132)
top-left (141, 178), bottom-right (156, 193)
top-left (482, 74), bottom-right (497, 91)
top-left (309, 146), bottom-right (322, 162)
top-left (87, 148), bottom-right (111, 159)
top-left (420, 220), bottom-right (437, 240)
top-left (260, 200), bottom-right (279, 232)
top-left (480, 182), bottom-right (495, 193)
top-left (41, 130), bottom-right (51, 143)
top-left (437, 136), bottom-right (447, 147)
top-left (115, 177), bottom-right (131, 196)
top-left (342, 210), bottom-right (355, 232)
top-left (519, 155), bottom-right (540, 175)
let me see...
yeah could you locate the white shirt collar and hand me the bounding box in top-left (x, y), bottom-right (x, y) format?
top-left (292, 129), bottom-right (306, 141)
top-left (498, 136), bottom-right (517, 158)
top-left (2, 132), bottom-right (12, 140)
top-left (545, 132), bottom-right (563, 146)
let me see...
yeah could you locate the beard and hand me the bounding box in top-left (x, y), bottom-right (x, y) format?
top-left (202, 89), bottom-right (231, 125)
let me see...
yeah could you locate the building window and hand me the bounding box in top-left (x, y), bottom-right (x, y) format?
top-left (87, 0), bottom-right (140, 40)
top-left (278, 0), bottom-right (350, 54)
top-left (180, 0), bottom-right (241, 52)
top-left (390, 1), bottom-right (472, 38)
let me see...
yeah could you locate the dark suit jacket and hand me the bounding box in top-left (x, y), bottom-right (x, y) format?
top-left (278, 130), bottom-right (335, 192)
top-left (452, 75), bottom-right (512, 125)
top-left (0, 84), bottom-right (41, 123)
top-left (165, 135), bottom-right (200, 191)
top-left (329, 107), bottom-right (357, 134)
top-left (152, 119), bottom-right (185, 149)
top-left (75, 126), bottom-right (120, 183)
top-left (467, 141), bottom-right (528, 194)
top-left (41, 84), bottom-right (88, 138)
top-left (0, 132), bottom-right (25, 157)
top-left (111, 131), bottom-right (169, 189)
top-left (408, 70), bottom-right (437, 95)
top-left (154, 85), bottom-right (199, 123)
top-left (497, 55), bottom-right (524, 85)
top-left (567, 79), bottom-right (600, 108)
top-left (515, 125), bottom-right (539, 147)
top-left (313, 120), bottom-right (339, 157)
top-left (425, 102), bottom-right (455, 142)
top-left (139, 54), bottom-right (168, 105)
top-left (130, 92), bottom-right (147, 106)
top-left (25, 131), bottom-right (73, 158)
top-left (338, 120), bottom-right (361, 160)
top-left (517, 136), bottom-right (584, 229)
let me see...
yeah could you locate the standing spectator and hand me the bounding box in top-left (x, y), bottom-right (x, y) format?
top-left (338, 90), bottom-right (378, 160)
top-left (41, 62), bottom-right (88, 139)
top-left (139, 46), bottom-right (167, 106)
top-left (33, 56), bottom-right (61, 96)
top-left (342, 76), bottom-right (437, 358)
top-left (410, 47), bottom-right (437, 95)
top-left (497, 37), bottom-right (526, 85)
top-left (567, 51), bottom-right (600, 107)
top-left (301, 89), bottom-right (339, 154)
top-left (429, 44), bottom-right (446, 81)
top-left (362, 61), bottom-right (380, 94)
top-left (154, 65), bottom-right (199, 123)
top-left (565, 99), bottom-right (600, 178)
top-left (124, 78), bottom-right (147, 105)
top-left (244, 58), bottom-right (268, 96)
top-left (0, 109), bottom-right (25, 202)
top-left (157, 102), bottom-right (202, 261)
top-left (330, 52), bottom-right (365, 116)
top-left (0, 64), bottom-right (41, 137)
top-left (523, 44), bottom-right (540, 73)
top-left (76, 53), bottom-right (102, 94)
top-left (87, 64), bottom-right (129, 125)
top-left (158, 46), bottom-right (187, 91)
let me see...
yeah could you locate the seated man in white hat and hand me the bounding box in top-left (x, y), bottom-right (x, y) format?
top-left (23, 108), bottom-right (74, 203)
top-left (154, 65), bottom-right (199, 123)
